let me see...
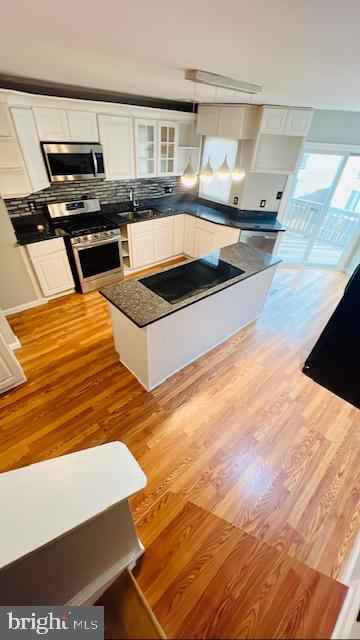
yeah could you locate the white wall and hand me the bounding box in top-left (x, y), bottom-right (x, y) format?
top-left (0, 199), bottom-right (39, 312)
top-left (308, 110), bottom-right (360, 145)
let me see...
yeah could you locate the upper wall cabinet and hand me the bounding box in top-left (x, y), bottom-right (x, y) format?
top-left (0, 105), bottom-right (49, 198)
top-left (11, 108), bottom-right (50, 193)
top-left (33, 108), bottom-right (99, 142)
top-left (134, 119), bottom-right (157, 178)
top-left (157, 121), bottom-right (178, 176)
top-left (196, 105), bottom-right (258, 140)
top-left (67, 110), bottom-right (99, 142)
top-left (259, 107), bottom-right (313, 137)
top-left (98, 115), bottom-right (135, 180)
top-left (284, 109), bottom-right (314, 136)
top-left (0, 106), bottom-right (13, 138)
top-left (259, 107), bottom-right (288, 134)
top-left (251, 106), bottom-right (314, 174)
top-left (33, 108), bottom-right (70, 141)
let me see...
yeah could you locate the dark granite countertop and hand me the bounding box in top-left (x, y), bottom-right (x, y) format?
top-left (100, 242), bottom-right (282, 328)
top-left (11, 213), bottom-right (61, 245)
top-left (12, 196), bottom-right (286, 245)
top-left (102, 196), bottom-right (286, 233)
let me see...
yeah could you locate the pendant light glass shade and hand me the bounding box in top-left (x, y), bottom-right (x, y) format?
top-left (217, 154), bottom-right (231, 180)
top-left (232, 155), bottom-right (245, 181)
top-left (200, 156), bottom-right (214, 183)
top-left (232, 167), bottom-right (246, 181)
top-left (181, 157), bottom-right (197, 188)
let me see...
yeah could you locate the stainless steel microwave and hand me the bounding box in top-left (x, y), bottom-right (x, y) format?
top-left (41, 142), bottom-right (105, 182)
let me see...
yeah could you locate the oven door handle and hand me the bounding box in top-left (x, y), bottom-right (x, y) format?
top-left (73, 237), bottom-right (120, 250)
top-left (92, 150), bottom-right (99, 178)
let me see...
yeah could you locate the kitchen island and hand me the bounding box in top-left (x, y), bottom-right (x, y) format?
top-left (101, 242), bottom-right (281, 391)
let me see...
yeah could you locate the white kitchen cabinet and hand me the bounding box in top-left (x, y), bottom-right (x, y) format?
top-left (130, 232), bottom-right (154, 269)
top-left (0, 104), bottom-right (13, 138)
top-left (0, 163), bottom-right (30, 198)
top-left (34, 107), bottom-right (99, 142)
top-left (284, 109), bottom-right (313, 136)
top-left (134, 119), bottom-right (157, 178)
top-left (153, 218), bottom-right (174, 262)
top-left (259, 107), bottom-right (288, 134)
top-left (98, 114), bottom-right (135, 180)
top-left (67, 110), bottom-right (99, 142)
top-left (11, 108), bottom-right (50, 193)
top-left (157, 121), bottom-right (178, 176)
top-left (193, 218), bottom-right (240, 257)
top-left (196, 106), bottom-right (220, 136)
top-left (27, 238), bottom-right (75, 297)
top-left (127, 214), bottom-right (242, 269)
top-left (251, 133), bottom-right (304, 174)
top-left (0, 105), bottom-right (32, 198)
top-left (259, 106), bottom-right (313, 137)
top-left (173, 215), bottom-right (185, 255)
top-left (196, 105), bottom-right (258, 140)
top-left (128, 220), bottom-right (154, 269)
top-left (215, 225), bottom-right (240, 247)
top-left (0, 333), bottom-right (26, 394)
top-left (33, 107), bottom-right (70, 141)
top-left (183, 215), bottom-right (196, 257)
top-left (193, 219), bottom-right (217, 256)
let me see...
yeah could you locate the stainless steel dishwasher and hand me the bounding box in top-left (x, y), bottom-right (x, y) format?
top-left (240, 229), bottom-right (279, 254)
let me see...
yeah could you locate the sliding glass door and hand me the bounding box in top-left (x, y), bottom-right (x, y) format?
top-left (278, 150), bottom-right (360, 268)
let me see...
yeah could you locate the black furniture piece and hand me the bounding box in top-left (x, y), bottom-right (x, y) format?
top-left (303, 264), bottom-right (360, 409)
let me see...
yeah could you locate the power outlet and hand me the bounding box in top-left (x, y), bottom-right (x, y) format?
top-left (164, 186), bottom-right (172, 194)
top-left (260, 199), bottom-right (266, 208)
top-left (233, 196), bottom-right (239, 205)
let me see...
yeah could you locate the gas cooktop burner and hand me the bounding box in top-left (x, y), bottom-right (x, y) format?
top-left (56, 215), bottom-right (117, 237)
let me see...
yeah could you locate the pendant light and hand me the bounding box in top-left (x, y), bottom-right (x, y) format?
top-left (200, 156), bottom-right (214, 183)
top-left (232, 156), bottom-right (245, 182)
top-left (232, 166), bottom-right (246, 181)
top-left (181, 157), bottom-right (197, 188)
top-left (181, 83), bottom-right (198, 189)
top-left (217, 154), bottom-right (231, 180)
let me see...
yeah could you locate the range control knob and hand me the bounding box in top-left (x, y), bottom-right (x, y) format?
top-left (75, 237), bottom-right (81, 243)
top-left (94, 233), bottom-right (99, 239)
top-left (110, 230), bottom-right (115, 235)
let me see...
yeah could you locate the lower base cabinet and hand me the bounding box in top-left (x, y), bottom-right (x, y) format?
top-left (26, 238), bottom-right (75, 297)
top-left (153, 218), bottom-right (174, 262)
top-left (127, 214), bottom-right (241, 269)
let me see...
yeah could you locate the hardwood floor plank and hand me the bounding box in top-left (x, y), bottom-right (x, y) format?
top-left (0, 267), bottom-right (356, 638)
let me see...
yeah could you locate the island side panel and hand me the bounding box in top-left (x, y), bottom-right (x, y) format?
top-left (146, 265), bottom-right (277, 390)
top-left (108, 302), bottom-right (151, 390)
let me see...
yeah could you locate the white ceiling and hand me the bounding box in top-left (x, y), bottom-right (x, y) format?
top-left (1, 0), bottom-right (360, 110)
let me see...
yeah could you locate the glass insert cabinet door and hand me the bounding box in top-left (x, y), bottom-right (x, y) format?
top-left (134, 119), bottom-right (157, 178)
top-left (158, 121), bottom-right (178, 176)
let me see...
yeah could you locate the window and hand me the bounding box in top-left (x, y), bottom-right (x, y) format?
top-left (199, 137), bottom-right (238, 204)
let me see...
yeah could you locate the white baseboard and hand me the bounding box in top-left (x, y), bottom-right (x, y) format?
top-left (9, 338), bottom-right (21, 350)
top-left (4, 298), bottom-right (48, 317)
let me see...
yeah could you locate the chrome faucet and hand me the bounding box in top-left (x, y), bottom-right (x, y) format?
top-left (129, 187), bottom-right (139, 211)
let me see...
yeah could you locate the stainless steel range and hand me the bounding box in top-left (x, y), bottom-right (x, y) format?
top-left (47, 198), bottom-right (123, 293)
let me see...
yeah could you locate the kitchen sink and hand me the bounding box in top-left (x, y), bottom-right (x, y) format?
top-left (117, 210), bottom-right (161, 221)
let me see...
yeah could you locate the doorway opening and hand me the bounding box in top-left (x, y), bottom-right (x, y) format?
top-left (278, 149), bottom-right (360, 268)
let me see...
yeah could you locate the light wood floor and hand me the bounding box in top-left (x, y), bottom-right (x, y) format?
top-left (1, 267), bottom-right (358, 638)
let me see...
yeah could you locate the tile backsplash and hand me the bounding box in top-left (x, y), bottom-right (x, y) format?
top-left (5, 175), bottom-right (186, 217)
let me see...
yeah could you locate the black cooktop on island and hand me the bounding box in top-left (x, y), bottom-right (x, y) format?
top-left (140, 255), bottom-right (245, 304)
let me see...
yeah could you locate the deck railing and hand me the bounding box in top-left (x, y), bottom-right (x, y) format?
top-left (282, 198), bottom-right (360, 248)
